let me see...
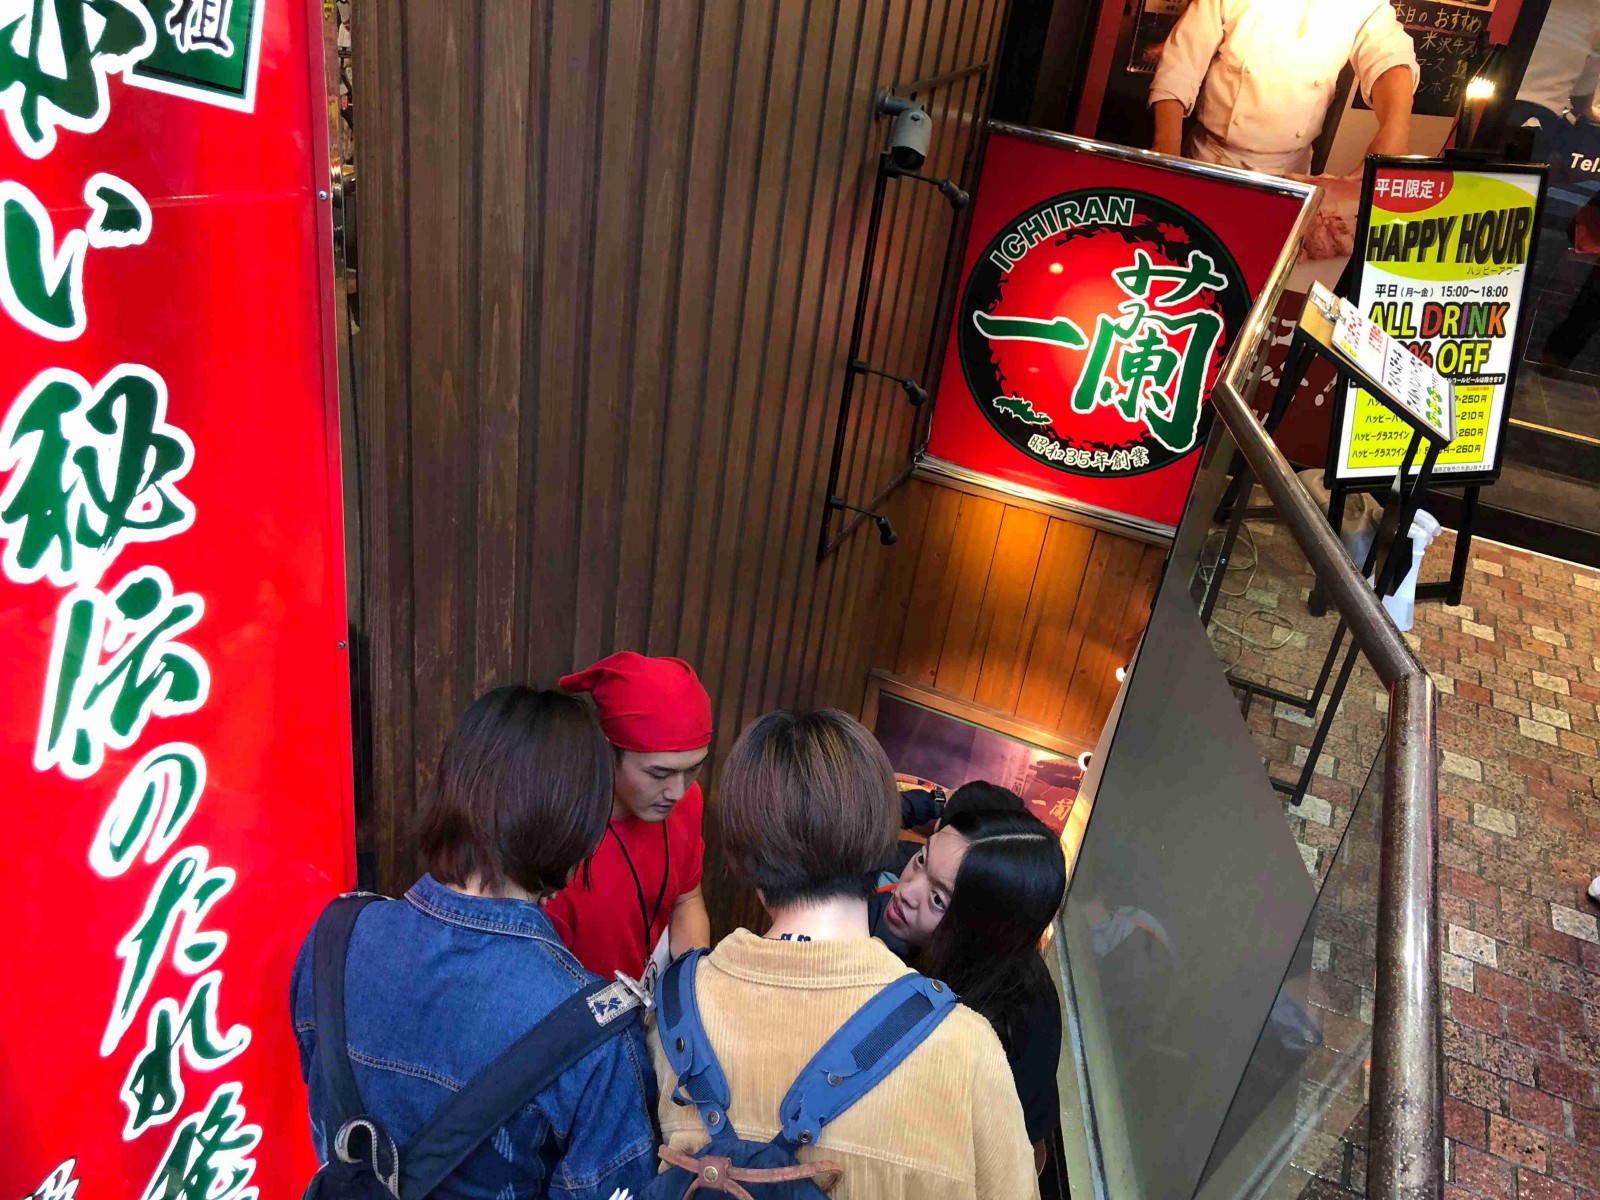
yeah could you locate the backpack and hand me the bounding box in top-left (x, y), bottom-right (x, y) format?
top-left (302, 894), bottom-right (646, 1199)
top-left (643, 949), bottom-right (957, 1198)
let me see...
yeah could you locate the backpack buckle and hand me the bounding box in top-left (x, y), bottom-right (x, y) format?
top-left (613, 969), bottom-right (655, 1012)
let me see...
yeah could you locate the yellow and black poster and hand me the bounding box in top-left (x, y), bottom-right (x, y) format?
top-left (1331, 157), bottom-right (1546, 485)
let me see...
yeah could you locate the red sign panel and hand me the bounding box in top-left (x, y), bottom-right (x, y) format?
top-left (929, 128), bottom-right (1312, 529)
top-left (0, 2), bottom-right (353, 1197)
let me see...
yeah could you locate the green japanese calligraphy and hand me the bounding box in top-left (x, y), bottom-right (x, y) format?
top-left (1111, 248), bottom-right (1229, 306)
top-left (972, 310), bottom-right (1087, 350)
top-left (24, 1160), bottom-right (79, 1200)
top-left (103, 845), bottom-right (234, 1055)
top-left (0, 176), bottom-right (150, 339)
top-left (86, 172), bottom-right (154, 248)
top-left (0, 364), bottom-right (194, 588)
top-left (1071, 249), bottom-right (1229, 454)
top-left (37, 566), bottom-right (209, 781)
top-left (91, 743), bottom-right (206, 878)
top-left (120, 971), bottom-right (250, 1140)
top-left (0, 0), bottom-right (155, 158)
top-left (141, 1083), bottom-right (259, 1200)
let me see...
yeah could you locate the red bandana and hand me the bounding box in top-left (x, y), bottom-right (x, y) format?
top-left (558, 652), bottom-right (713, 753)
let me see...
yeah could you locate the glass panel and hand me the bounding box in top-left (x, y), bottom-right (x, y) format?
top-left (1193, 741), bottom-right (1382, 1200)
top-left (1204, 487), bottom-right (1389, 886)
top-left (1052, 557), bottom-right (1319, 1200)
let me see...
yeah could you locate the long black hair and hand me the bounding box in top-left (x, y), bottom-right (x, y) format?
top-left (916, 806), bottom-right (1067, 1054)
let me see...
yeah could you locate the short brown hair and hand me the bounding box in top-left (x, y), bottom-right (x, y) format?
top-left (718, 709), bottom-right (898, 907)
top-left (419, 686), bottom-right (613, 897)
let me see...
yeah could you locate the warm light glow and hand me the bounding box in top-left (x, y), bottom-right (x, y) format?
top-left (1048, 262), bottom-right (1064, 275)
top-left (1115, 665), bottom-right (1127, 682)
top-left (1465, 76), bottom-right (1496, 101)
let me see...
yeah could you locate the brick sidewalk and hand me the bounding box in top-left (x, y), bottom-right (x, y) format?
top-left (1425, 538), bottom-right (1600, 1200)
top-left (1210, 526), bottom-right (1599, 1198)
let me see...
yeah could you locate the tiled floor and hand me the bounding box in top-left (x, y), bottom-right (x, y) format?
top-left (1208, 521), bottom-right (1600, 1199)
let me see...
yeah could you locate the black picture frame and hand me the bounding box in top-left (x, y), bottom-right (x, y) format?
top-left (1325, 154), bottom-right (1549, 491)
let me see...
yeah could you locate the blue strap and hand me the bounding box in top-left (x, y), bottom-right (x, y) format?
top-left (653, 949), bottom-right (738, 1151)
top-left (774, 973), bottom-right (958, 1152)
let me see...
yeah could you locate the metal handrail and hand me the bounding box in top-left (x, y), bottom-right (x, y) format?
top-left (1209, 200), bottom-right (1441, 1199)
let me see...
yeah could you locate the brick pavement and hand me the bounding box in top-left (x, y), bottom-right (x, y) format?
top-left (1209, 525), bottom-right (1600, 1199)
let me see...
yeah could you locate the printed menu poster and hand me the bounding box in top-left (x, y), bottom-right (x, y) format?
top-left (1314, 282), bottom-right (1455, 445)
top-left (1332, 162), bottom-right (1541, 484)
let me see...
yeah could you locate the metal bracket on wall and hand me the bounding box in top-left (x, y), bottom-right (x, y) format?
top-left (816, 92), bottom-right (971, 563)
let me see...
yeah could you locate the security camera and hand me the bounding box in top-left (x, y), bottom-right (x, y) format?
top-left (878, 93), bottom-right (932, 172)
top-left (887, 106), bottom-right (931, 172)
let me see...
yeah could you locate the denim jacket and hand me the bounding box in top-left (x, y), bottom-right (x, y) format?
top-left (291, 875), bottom-right (658, 1199)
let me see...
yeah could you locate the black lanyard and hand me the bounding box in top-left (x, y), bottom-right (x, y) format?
top-left (607, 822), bottom-right (670, 960)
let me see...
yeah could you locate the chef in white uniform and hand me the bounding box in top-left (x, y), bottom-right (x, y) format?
top-left (1148, 0), bottom-right (1419, 175)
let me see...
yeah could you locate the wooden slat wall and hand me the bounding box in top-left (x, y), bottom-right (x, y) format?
top-left (351, 0), bottom-right (1007, 933)
top-left (875, 479), bottom-right (1168, 749)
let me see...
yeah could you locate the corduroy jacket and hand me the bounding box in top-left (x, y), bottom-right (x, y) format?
top-left (649, 929), bottom-right (1039, 1200)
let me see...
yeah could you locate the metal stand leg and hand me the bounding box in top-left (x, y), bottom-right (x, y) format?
top-left (1417, 484), bottom-right (1479, 607)
top-left (1202, 463), bottom-right (1256, 627)
top-left (1308, 485), bottom-right (1346, 619)
top-left (1275, 638), bottom-right (1363, 806)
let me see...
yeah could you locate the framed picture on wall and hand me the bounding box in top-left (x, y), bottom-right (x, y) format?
top-left (862, 672), bottom-right (1095, 866)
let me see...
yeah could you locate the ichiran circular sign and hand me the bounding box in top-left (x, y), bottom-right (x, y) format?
top-left (959, 188), bottom-right (1249, 478)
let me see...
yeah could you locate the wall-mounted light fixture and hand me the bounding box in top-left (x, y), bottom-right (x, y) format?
top-left (827, 497), bottom-right (897, 546)
top-left (851, 359), bottom-right (929, 406)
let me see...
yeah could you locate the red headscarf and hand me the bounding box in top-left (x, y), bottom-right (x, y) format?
top-left (558, 652), bottom-right (713, 753)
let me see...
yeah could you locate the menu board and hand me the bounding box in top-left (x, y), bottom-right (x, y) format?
top-left (1310, 283), bottom-right (1455, 445)
top-left (1330, 158), bottom-right (1544, 485)
top-left (1353, 1), bottom-right (1492, 119)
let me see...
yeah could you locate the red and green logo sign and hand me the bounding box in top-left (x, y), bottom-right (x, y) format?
top-left (958, 188), bottom-right (1248, 478)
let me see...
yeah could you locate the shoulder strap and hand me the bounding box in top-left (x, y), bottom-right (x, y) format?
top-left (774, 973), bottom-right (958, 1152)
top-left (654, 949), bottom-right (738, 1151)
top-left (311, 893), bottom-right (387, 1130)
top-left (399, 976), bottom-right (644, 1197)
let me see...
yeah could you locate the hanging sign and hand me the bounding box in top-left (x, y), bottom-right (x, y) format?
top-left (0, 1), bottom-right (353, 1197)
top-left (1330, 157), bottom-right (1545, 486)
top-left (927, 125), bottom-right (1316, 531)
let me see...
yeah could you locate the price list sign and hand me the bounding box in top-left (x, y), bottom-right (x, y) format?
top-left (1330, 158), bottom-right (1546, 486)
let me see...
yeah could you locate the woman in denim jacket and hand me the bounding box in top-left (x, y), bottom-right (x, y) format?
top-left (291, 686), bottom-right (658, 1199)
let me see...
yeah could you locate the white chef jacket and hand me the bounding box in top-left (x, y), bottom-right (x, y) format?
top-left (1149, 0), bottom-right (1419, 174)
top-left (1515, 0), bottom-right (1600, 120)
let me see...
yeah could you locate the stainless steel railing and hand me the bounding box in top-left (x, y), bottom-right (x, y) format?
top-left (1210, 185), bottom-right (1441, 1200)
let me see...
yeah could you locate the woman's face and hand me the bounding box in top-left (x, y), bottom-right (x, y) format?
top-left (882, 826), bottom-right (970, 947)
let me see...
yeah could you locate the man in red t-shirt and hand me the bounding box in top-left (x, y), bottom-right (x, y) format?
top-left (545, 652), bottom-right (713, 982)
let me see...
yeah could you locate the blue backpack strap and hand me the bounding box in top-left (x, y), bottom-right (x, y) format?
top-left (774, 973), bottom-right (958, 1152)
top-left (653, 949), bottom-right (738, 1151)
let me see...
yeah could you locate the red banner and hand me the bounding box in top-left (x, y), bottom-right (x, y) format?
top-left (928, 127), bottom-right (1312, 529)
top-left (0, 2), bottom-right (352, 1196)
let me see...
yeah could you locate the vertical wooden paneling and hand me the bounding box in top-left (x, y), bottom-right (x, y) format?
top-left (1057, 534), bottom-right (1148, 736)
top-left (405, 0), bottom-right (475, 809)
top-left (1015, 530), bottom-right (1116, 729)
top-left (354, 0), bottom-right (1009, 922)
top-left (353, 0), bottom-right (414, 888)
top-left (963, 506), bottom-right (1050, 706)
top-left (471, 0), bottom-right (534, 694)
top-left (891, 484), bottom-right (971, 681)
top-left (610, 1), bottom-right (700, 653)
top-left (866, 476), bottom-right (1167, 748)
